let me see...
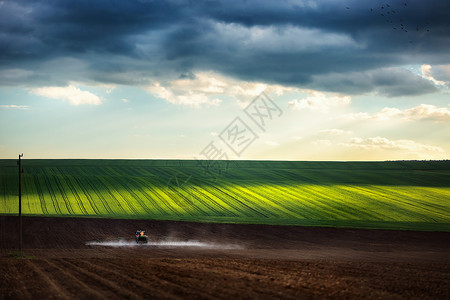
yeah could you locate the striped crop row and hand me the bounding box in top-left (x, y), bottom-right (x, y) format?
top-left (0, 159), bottom-right (449, 230)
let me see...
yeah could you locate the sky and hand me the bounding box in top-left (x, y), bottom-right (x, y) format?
top-left (0, 0), bottom-right (449, 160)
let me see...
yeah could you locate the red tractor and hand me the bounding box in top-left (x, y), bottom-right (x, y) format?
top-left (135, 230), bottom-right (148, 244)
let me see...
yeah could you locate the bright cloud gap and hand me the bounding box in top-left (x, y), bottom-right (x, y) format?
top-left (30, 85), bottom-right (102, 106)
top-left (0, 105), bottom-right (29, 109)
top-left (343, 104), bottom-right (450, 122)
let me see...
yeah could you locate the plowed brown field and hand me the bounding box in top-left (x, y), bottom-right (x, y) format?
top-left (1, 216), bottom-right (449, 299)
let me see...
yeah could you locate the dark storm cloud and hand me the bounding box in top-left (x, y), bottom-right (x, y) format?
top-left (308, 68), bottom-right (439, 96)
top-left (0, 0), bottom-right (182, 60)
top-left (0, 0), bottom-right (449, 96)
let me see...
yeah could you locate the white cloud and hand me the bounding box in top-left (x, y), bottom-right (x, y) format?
top-left (340, 137), bottom-right (444, 154)
top-left (146, 80), bottom-right (222, 106)
top-left (264, 140), bottom-right (279, 146)
top-left (421, 64), bottom-right (447, 86)
top-left (426, 64), bottom-right (450, 85)
top-left (403, 104), bottom-right (450, 122)
top-left (144, 71), bottom-right (291, 107)
top-left (0, 105), bottom-right (29, 109)
top-left (210, 132), bottom-right (218, 136)
top-left (311, 139), bottom-right (332, 146)
top-left (319, 129), bottom-right (352, 135)
top-left (342, 104), bottom-right (450, 122)
top-left (121, 98), bottom-right (129, 103)
top-left (342, 107), bottom-right (401, 121)
top-left (31, 85), bottom-right (102, 105)
top-left (87, 82), bottom-right (116, 94)
top-left (288, 91), bottom-right (351, 112)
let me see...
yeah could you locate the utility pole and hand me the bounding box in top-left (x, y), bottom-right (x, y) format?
top-left (18, 153), bottom-right (23, 253)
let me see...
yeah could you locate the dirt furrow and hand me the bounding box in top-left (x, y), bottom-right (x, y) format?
top-left (0, 259), bottom-right (33, 299)
top-left (77, 258), bottom-right (209, 299)
top-left (25, 259), bottom-right (72, 299)
top-left (42, 259), bottom-right (109, 299)
top-left (150, 259), bottom-right (302, 299)
top-left (102, 257), bottom-right (251, 299)
top-left (1, 216), bottom-right (449, 299)
top-left (56, 258), bottom-right (159, 299)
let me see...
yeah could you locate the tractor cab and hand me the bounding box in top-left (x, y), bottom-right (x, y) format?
top-left (135, 230), bottom-right (148, 244)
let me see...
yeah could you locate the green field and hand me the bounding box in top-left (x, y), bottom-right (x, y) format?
top-left (1, 159), bottom-right (450, 231)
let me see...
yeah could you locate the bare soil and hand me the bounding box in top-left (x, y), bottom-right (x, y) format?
top-left (1, 216), bottom-right (449, 299)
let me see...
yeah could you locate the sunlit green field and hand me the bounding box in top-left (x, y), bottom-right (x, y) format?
top-left (1, 159), bottom-right (449, 231)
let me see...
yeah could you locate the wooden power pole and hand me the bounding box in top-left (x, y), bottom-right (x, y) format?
top-left (18, 153), bottom-right (23, 252)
